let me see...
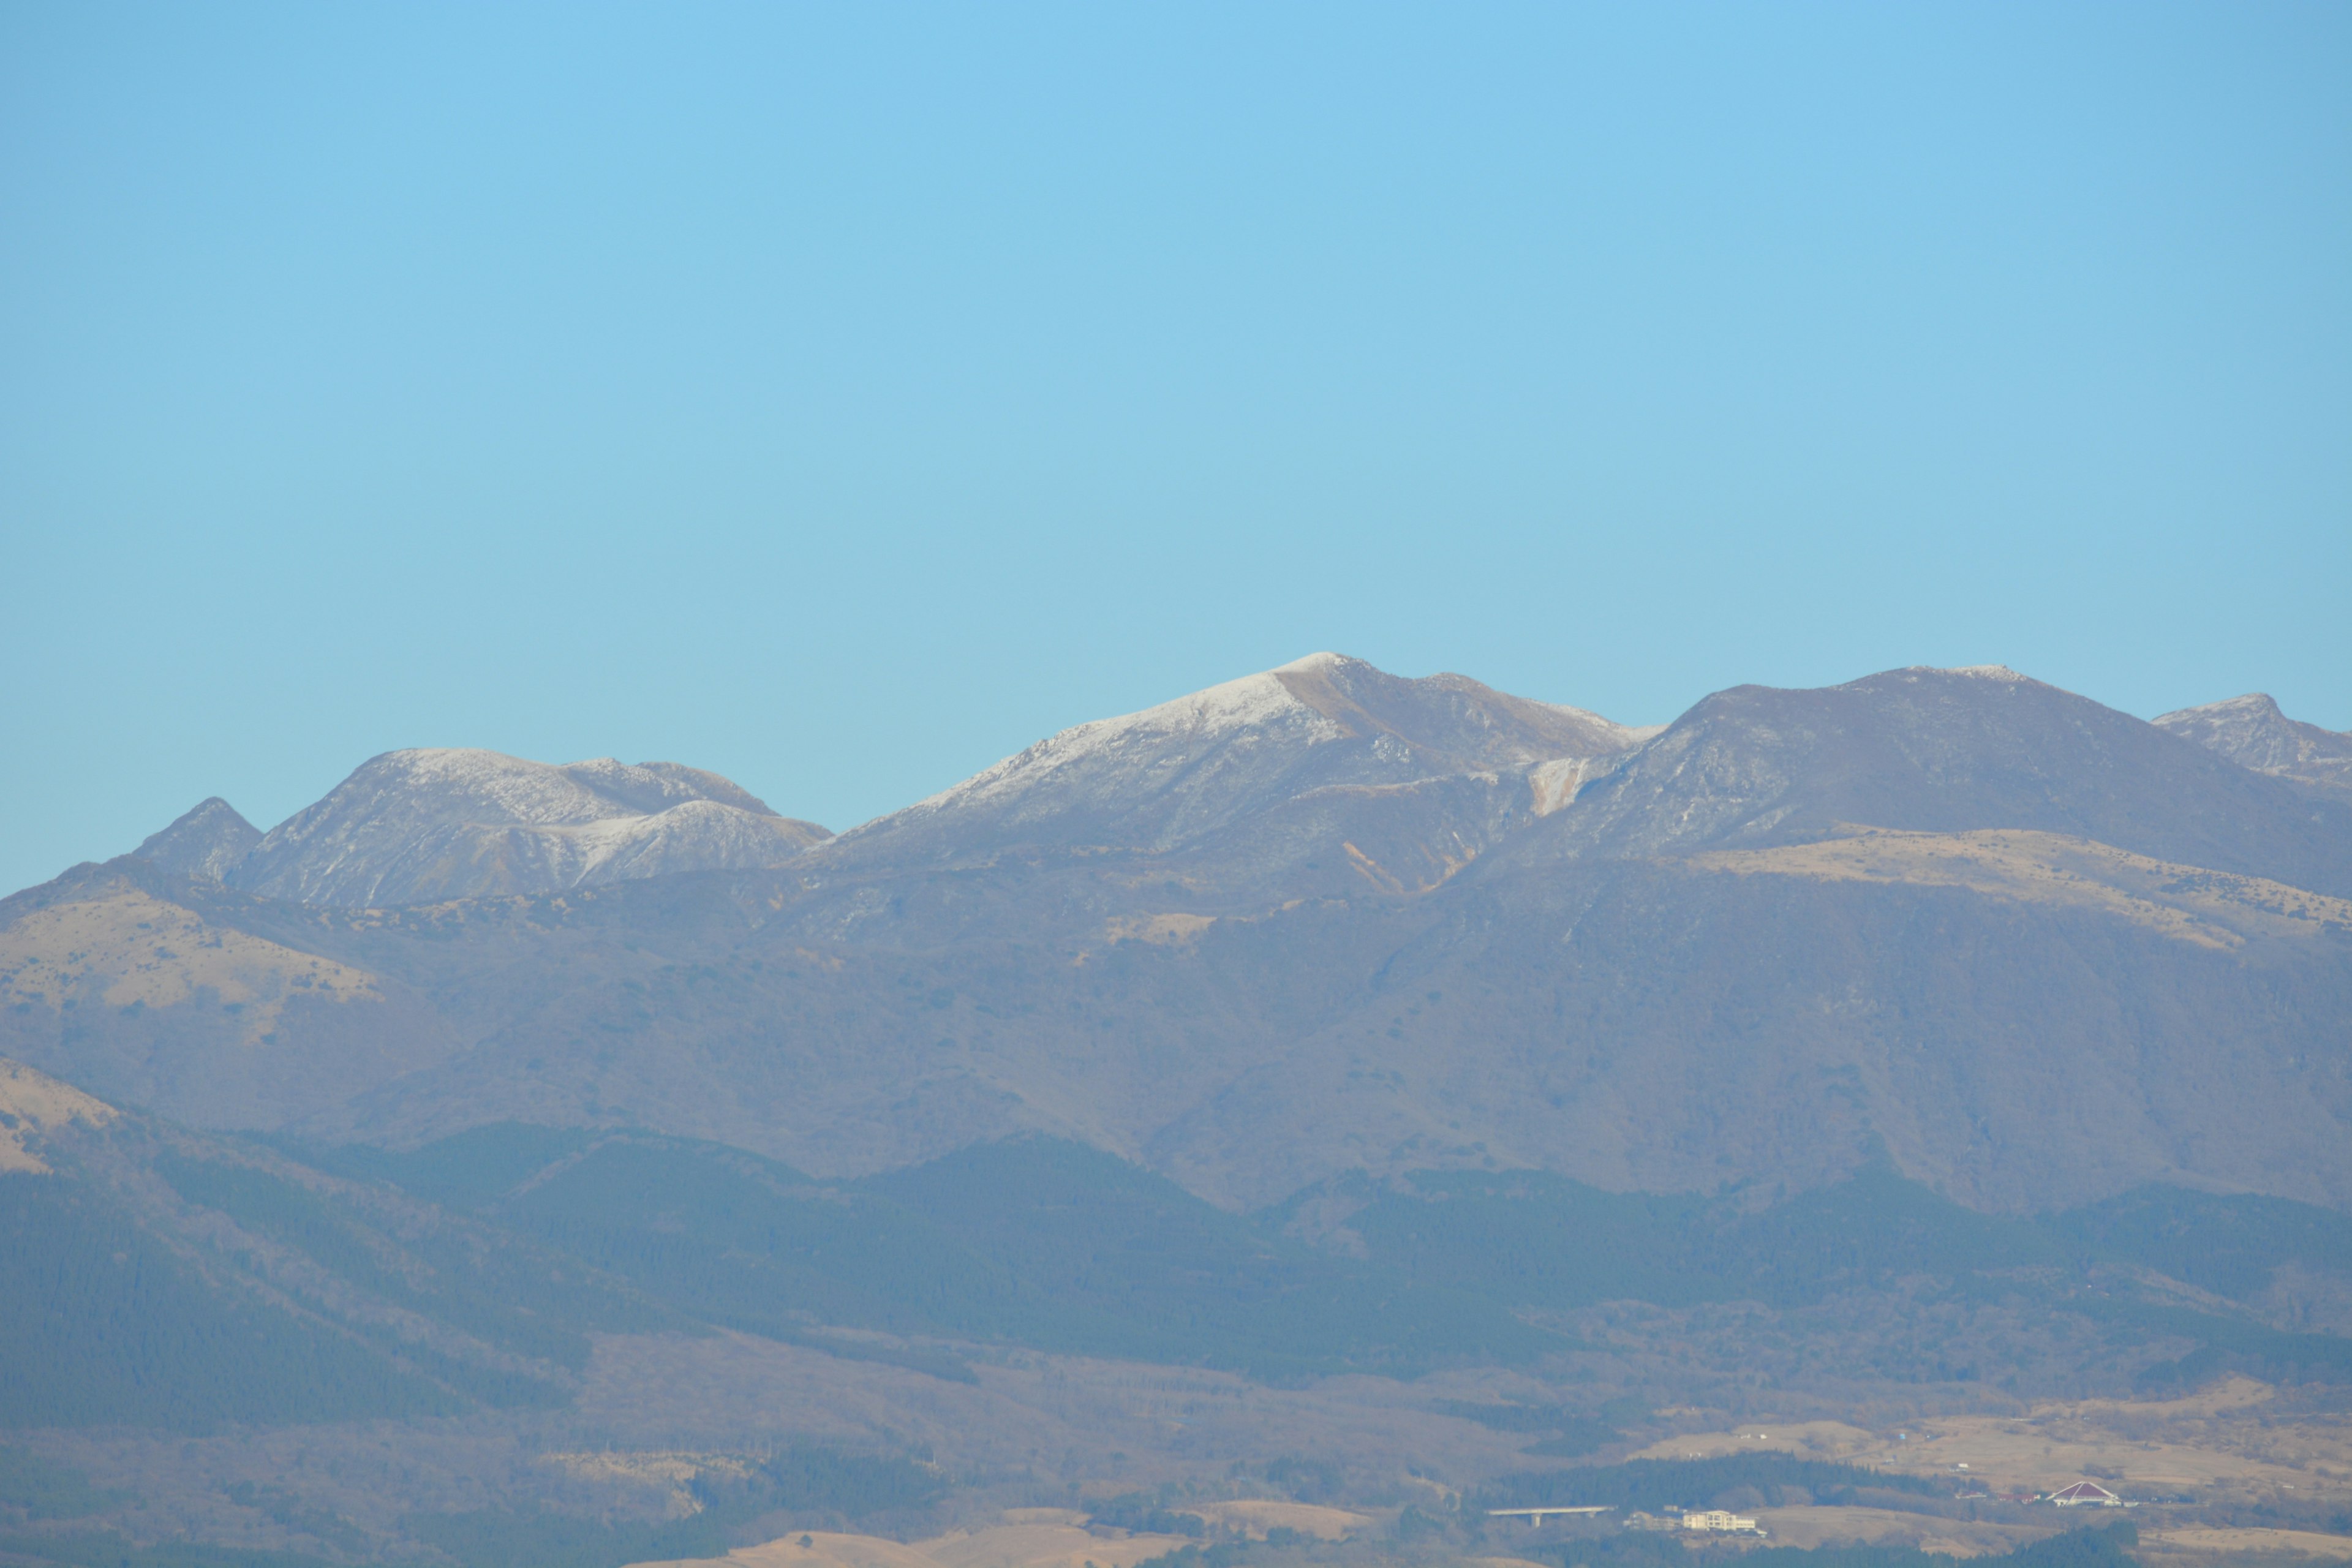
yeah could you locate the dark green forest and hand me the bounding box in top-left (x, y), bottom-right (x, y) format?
top-left (0, 1447), bottom-right (127, 1522)
top-left (0, 1177), bottom-right (461, 1431)
top-left (1525, 1521), bottom-right (2141, 1568)
top-left (6, 1120), bottom-right (2349, 1441)
top-left (402, 1126), bottom-right (2352, 1392)
top-left (1125, 1523), bottom-right (2143, 1568)
top-left (1332, 1163), bottom-right (2352, 1384)
top-left (0, 1527), bottom-right (333, 1567)
top-left (309, 1128), bottom-right (1559, 1380)
top-left (401, 1444), bottom-right (946, 1568)
top-left (1481, 1455), bottom-right (1944, 1512)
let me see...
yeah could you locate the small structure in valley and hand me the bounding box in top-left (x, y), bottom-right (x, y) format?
top-left (1681, 1511), bottom-right (1763, 1534)
top-left (2046, 1482), bottom-right (2124, 1508)
top-left (1487, 1506), bottom-right (1612, 1527)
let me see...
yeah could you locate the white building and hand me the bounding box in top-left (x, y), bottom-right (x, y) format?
top-left (1681, 1511), bottom-right (1763, 1534)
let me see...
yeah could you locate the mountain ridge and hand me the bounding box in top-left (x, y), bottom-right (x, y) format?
top-left (12, 654), bottom-right (2345, 1219)
top-left (1530, 665), bottom-right (2352, 895)
top-left (826, 652), bottom-right (1655, 875)
top-left (100, 658), bottom-right (2351, 910)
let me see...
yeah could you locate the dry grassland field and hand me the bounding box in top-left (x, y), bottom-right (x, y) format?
top-left (1627, 1379), bottom-right (2351, 1512)
top-left (625, 1517), bottom-right (1200, 1568)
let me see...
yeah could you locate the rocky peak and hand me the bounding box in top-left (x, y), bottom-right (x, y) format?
top-left (132, 797), bottom-right (261, 882)
top-left (2154, 693), bottom-right (2352, 796)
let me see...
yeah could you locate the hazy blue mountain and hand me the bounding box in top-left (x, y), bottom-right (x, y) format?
top-left (0, 1058), bottom-right (675, 1432)
top-left (288, 1118), bottom-right (2352, 1390)
top-left (1534, 665), bottom-right (2352, 894)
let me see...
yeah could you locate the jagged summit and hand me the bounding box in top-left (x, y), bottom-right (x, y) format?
top-left (227, 747), bottom-right (831, 907)
top-left (837, 652), bottom-right (1653, 863)
top-left (132, 796), bottom-right (260, 881)
top-left (2154, 692), bottom-right (2352, 797)
top-left (274, 748), bottom-right (783, 827)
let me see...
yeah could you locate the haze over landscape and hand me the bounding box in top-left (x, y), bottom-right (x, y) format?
top-left (3, 6), bottom-right (2350, 1568)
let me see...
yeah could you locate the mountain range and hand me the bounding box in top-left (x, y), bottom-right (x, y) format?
top-left (4, 655), bottom-right (2348, 1217)
top-left (7, 652), bottom-right (2352, 1567)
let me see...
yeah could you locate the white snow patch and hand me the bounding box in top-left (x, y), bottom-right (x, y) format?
top-left (895, 666), bottom-right (1341, 817)
top-left (1273, 651), bottom-right (1349, 675)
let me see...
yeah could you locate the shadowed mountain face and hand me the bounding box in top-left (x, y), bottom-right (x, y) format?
top-left (7, 656), bottom-right (2349, 1218)
top-left (1533, 666), bottom-right (2352, 895)
top-left (0, 1057), bottom-right (681, 1431)
top-left (17, 1058), bottom-right (2339, 1451)
top-left (2155, 692), bottom-right (2352, 798)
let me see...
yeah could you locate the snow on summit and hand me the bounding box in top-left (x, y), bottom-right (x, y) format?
top-left (840, 652), bottom-right (1653, 856)
top-left (910, 659), bottom-right (1351, 816)
top-left (210, 748), bottom-right (829, 907)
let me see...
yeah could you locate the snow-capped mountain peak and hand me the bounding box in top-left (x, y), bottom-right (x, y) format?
top-left (839, 653), bottom-right (1653, 863)
top-left (127, 748), bottom-right (828, 908)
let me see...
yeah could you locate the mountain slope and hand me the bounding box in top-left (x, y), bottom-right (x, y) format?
top-left (0, 1059), bottom-right (675, 1431)
top-left (221, 750), bottom-right (831, 907)
top-left (1142, 838), bottom-right (2352, 1208)
top-left (2154, 693), bottom-right (2352, 797)
top-left (0, 861), bottom-right (456, 1131)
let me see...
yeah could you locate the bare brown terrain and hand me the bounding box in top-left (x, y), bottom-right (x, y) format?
top-left (1627, 1379), bottom-right (2352, 1510)
top-left (1177, 1502), bottom-right (1370, 1540)
top-left (2142, 1528), bottom-right (2352, 1561)
top-left (628, 1506), bottom-right (1372, 1568)
top-left (0, 1054), bottom-right (115, 1172)
top-left (625, 1518), bottom-right (1201, 1568)
top-left (1687, 828), bottom-right (2352, 952)
top-left (1744, 1506), bottom-right (2044, 1556)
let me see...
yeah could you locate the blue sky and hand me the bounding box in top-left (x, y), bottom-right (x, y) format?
top-left (3, 2), bottom-right (2347, 893)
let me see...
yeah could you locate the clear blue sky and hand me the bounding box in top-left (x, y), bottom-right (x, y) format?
top-left (4, 3), bottom-right (2348, 894)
